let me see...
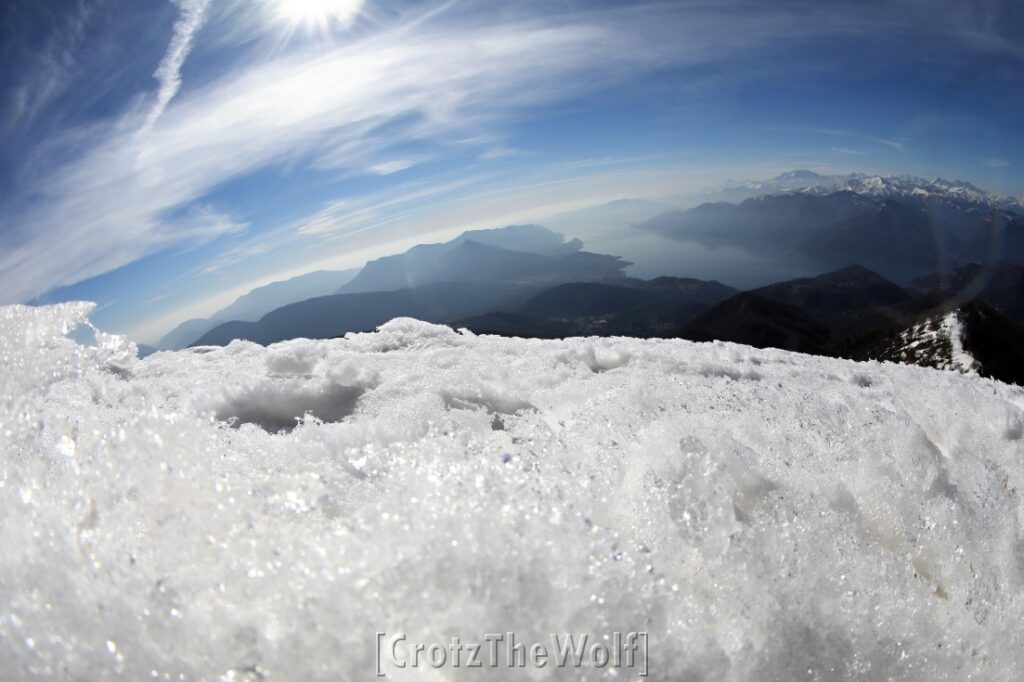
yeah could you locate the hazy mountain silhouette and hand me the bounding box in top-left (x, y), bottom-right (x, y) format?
top-left (450, 224), bottom-right (585, 256)
top-left (160, 318), bottom-right (222, 352)
top-left (216, 269), bottom-right (360, 322)
top-left (158, 269), bottom-right (358, 349)
top-left (339, 226), bottom-right (628, 295)
top-left (137, 344), bottom-right (158, 359)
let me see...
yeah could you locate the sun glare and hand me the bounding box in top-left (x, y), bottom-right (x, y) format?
top-left (275, 0), bottom-right (364, 28)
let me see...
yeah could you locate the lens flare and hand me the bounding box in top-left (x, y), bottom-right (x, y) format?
top-left (275, 0), bottom-right (364, 28)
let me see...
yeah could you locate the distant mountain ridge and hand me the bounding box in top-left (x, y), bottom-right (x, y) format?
top-left (197, 274), bottom-right (738, 346)
top-left (639, 177), bottom-right (1024, 280)
top-left (455, 276), bottom-right (737, 339)
top-left (713, 170), bottom-right (1024, 213)
top-left (753, 264), bottom-right (913, 316)
top-left (517, 282), bottom-right (658, 318)
top-left (675, 263), bottom-right (1024, 385)
top-left (158, 269), bottom-right (359, 349)
top-left (184, 258), bottom-right (1024, 385)
top-left (680, 292), bottom-right (832, 354)
top-left (193, 282), bottom-right (541, 347)
top-left (450, 224), bottom-right (584, 256)
top-left (162, 225), bottom-right (613, 349)
top-left (339, 225), bottom-right (627, 295)
top-left (156, 174), bottom-right (1024, 385)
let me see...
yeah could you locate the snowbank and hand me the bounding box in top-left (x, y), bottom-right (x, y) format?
top-left (2, 303), bottom-right (1024, 680)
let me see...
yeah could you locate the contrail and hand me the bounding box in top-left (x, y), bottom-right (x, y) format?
top-left (144, 0), bottom-right (214, 131)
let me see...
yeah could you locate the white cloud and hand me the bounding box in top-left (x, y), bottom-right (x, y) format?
top-left (367, 159), bottom-right (421, 175)
top-left (124, 278), bottom-right (260, 342)
top-left (173, 204), bottom-right (249, 244)
top-left (780, 127), bottom-right (905, 153)
top-left (290, 165), bottom-right (710, 268)
top-left (199, 242), bottom-right (272, 274)
top-left (0, 13), bottom-right (675, 304)
top-left (831, 146), bottom-right (869, 156)
top-left (480, 145), bottom-right (533, 160)
top-left (3, 1), bottom-right (96, 130)
top-left (983, 157), bottom-right (1010, 168)
top-left (144, 0), bottom-right (214, 131)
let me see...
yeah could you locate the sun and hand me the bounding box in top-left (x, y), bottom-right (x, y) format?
top-left (274, 0), bottom-right (364, 28)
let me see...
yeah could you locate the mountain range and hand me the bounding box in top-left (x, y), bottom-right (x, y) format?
top-left (182, 251), bottom-right (1024, 385)
top-left (193, 282), bottom-right (541, 347)
top-left (452, 261), bottom-right (1024, 385)
top-left (148, 172), bottom-right (1023, 384)
top-left (838, 302), bottom-right (1024, 387)
top-left (710, 170), bottom-right (1024, 213)
top-left (639, 174), bottom-right (1024, 281)
top-left (456, 276), bottom-right (737, 338)
top-left (186, 226), bottom-right (631, 346)
top-left (158, 269), bottom-right (359, 349)
top-left (339, 224), bottom-right (625, 295)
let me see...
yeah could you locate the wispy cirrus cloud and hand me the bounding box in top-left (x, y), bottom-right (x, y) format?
top-left (831, 147), bottom-right (869, 156)
top-left (0, 9), bottom-right (681, 304)
top-left (144, 0), bottom-right (214, 131)
top-left (2, 0), bottom-right (98, 130)
top-left (779, 126), bottom-right (905, 153)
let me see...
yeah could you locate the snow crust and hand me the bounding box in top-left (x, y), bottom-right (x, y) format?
top-left (3, 303), bottom-right (1024, 680)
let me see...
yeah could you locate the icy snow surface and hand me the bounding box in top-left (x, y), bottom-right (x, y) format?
top-left (3, 303), bottom-right (1024, 680)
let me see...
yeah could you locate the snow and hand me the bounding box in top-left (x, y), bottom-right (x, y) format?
top-left (3, 303), bottom-right (1024, 680)
top-left (888, 311), bottom-right (978, 376)
top-left (795, 174), bottom-right (1023, 212)
top-left (712, 171), bottom-right (1024, 214)
top-left (942, 311), bottom-right (979, 374)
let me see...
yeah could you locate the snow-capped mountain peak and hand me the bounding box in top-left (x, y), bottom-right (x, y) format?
top-left (729, 171), bottom-right (1024, 214)
top-left (774, 169), bottom-right (826, 181)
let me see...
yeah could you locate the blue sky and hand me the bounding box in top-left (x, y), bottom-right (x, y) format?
top-left (1, 0), bottom-right (1022, 342)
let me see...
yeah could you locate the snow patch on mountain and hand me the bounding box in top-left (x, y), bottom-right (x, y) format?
top-left (824, 174), bottom-right (1023, 212)
top-left (873, 310), bottom-right (979, 375)
top-left (943, 311), bottom-right (979, 373)
top-left (3, 303), bottom-right (1024, 680)
top-left (717, 170), bottom-right (1024, 214)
